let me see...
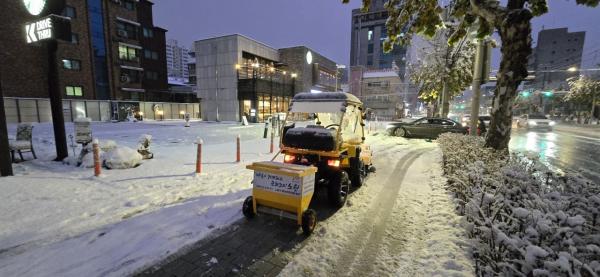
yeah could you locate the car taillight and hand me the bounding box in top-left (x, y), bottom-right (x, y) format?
top-left (284, 154), bottom-right (295, 163)
top-left (327, 159), bottom-right (340, 167)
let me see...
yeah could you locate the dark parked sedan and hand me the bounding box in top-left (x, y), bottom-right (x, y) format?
top-left (386, 117), bottom-right (468, 139)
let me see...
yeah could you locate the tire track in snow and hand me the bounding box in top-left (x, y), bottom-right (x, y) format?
top-left (334, 149), bottom-right (427, 277)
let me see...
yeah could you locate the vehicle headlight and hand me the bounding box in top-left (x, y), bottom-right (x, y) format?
top-left (549, 121), bottom-right (556, 126)
top-left (461, 122), bottom-right (468, 127)
top-left (528, 120), bottom-right (537, 125)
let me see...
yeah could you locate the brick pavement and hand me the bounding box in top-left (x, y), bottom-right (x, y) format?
top-left (137, 189), bottom-right (337, 277)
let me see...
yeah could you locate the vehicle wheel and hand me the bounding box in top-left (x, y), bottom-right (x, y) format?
top-left (242, 196), bottom-right (255, 219)
top-left (394, 127), bottom-right (407, 137)
top-left (349, 158), bottom-right (366, 188)
top-left (328, 171), bottom-right (350, 208)
top-left (301, 209), bottom-right (317, 235)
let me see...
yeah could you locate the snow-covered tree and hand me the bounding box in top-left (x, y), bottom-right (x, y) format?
top-left (342, 0), bottom-right (600, 150)
top-left (410, 31), bottom-right (475, 117)
top-left (566, 76), bottom-right (600, 120)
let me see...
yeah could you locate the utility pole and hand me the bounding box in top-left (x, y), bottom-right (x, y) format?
top-left (469, 39), bottom-right (486, 136)
top-left (0, 69), bottom-right (13, 176)
top-left (48, 40), bottom-right (69, 161)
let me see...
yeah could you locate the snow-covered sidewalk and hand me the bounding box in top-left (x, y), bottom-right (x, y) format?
top-left (279, 138), bottom-right (474, 276)
top-left (0, 121), bottom-right (276, 276)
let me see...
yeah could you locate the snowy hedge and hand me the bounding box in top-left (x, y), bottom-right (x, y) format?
top-left (438, 133), bottom-right (600, 276)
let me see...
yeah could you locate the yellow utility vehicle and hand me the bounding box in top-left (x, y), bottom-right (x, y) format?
top-left (279, 92), bottom-right (374, 207)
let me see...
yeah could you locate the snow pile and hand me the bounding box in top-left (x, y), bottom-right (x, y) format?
top-left (438, 133), bottom-right (600, 276)
top-left (104, 146), bottom-right (143, 169)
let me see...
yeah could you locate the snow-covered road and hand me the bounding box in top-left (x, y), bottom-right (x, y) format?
top-left (280, 138), bottom-right (474, 276)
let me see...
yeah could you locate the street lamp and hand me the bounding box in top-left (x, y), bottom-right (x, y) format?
top-left (291, 73), bottom-right (297, 78)
top-left (567, 66), bottom-right (578, 72)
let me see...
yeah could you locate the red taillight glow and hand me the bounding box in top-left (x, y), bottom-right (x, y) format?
top-left (327, 159), bottom-right (340, 167)
top-left (284, 155), bottom-right (295, 163)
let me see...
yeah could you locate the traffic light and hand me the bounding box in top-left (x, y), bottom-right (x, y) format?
top-left (520, 91), bottom-right (531, 97)
top-left (543, 91), bottom-right (553, 97)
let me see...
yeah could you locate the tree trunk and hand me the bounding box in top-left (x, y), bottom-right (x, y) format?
top-left (484, 9), bottom-right (533, 150)
top-left (441, 81), bottom-right (450, 118)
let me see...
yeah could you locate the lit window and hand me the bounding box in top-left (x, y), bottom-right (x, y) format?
top-left (65, 86), bottom-right (83, 97)
top-left (62, 59), bottom-right (81, 70)
top-left (119, 45), bottom-right (139, 61)
top-left (368, 30), bottom-right (373, 41)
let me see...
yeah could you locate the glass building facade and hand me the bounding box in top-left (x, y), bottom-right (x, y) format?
top-left (87, 0), bottom-right (110, 100)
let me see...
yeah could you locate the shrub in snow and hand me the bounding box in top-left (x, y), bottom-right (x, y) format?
top-left (137, 134), bottom-right (154, 159)
top-left (438, 133), bottom-right (600, 276)
top-left (103, 146), bottom-right (143, 169)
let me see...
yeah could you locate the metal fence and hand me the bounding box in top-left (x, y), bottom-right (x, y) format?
top-left (2, 97), bottom-right (201, 123)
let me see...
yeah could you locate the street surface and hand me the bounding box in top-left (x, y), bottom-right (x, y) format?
top-left (139, 135), bottom-right (474, 276)
top-left (509, 124), bottom-right (600, 184)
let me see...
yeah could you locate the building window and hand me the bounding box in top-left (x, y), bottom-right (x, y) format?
top-left (368, 29), bottom-right (373, 41)
top-left (117, 22), bottom-right (138, 39)
top-left (120, 69), bottom-right (142, 84)
top-left (121, 0), bottom-right (135, 11)
top-left (143, 27), bottom-right (154, 38)
top-left (367, 55), bottom-right (373, 66)
top-left (65, 86), bottom-right (83, 97)
top-left (71, 33), bottom-right (79, 44)
top-left (145, 71), bottom-right (159, 80)
top-left (144, 50), bottom-right (159, 60)
top-left (62, 59), bottom-right (81, 70)
top-left (63, 6), bottom-right (76, 18)
top-left (368, 43), bottom-right (374, 54)
top-left (119, 45), bottom-right (139, 61)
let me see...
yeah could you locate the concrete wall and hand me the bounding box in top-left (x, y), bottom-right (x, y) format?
top-left (195, 35), bottom-right (279, 121)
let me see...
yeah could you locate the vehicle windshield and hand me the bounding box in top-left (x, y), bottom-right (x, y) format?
top-left (285, 112), bottom-right (343, 128)
top-left (528, 114), bottom-right (548, 119)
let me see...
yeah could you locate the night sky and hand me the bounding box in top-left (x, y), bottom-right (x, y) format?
top-left (153, 0), bottom-right (600, 70)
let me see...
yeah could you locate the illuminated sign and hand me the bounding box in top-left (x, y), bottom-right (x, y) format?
top-left (23, 0), bottom-right (47, 16)
top-left (22, 0), bottom-right (65, 17)
top-left (25, 15), bottom-right (71, 44)
top-left (306, 51), bottom-right (313, 65)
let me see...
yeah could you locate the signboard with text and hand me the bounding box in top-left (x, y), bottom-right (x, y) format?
top-left (253, 170), bottom-right (315, 197)
top-left (25, 15), bottom-right (71, 44)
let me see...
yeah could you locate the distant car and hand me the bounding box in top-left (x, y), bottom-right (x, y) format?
top-left (516, 114), bottom-right (555, 130)
top-left (386, 117), bottom-right (468, 139)
top-left (461, 114), bottom-right (471, 127)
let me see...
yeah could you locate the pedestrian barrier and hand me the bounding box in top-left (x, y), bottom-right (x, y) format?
top-left (93, 139), bottom-right (101, 177)
top-left (195, 138), bottom-right (203, 174)
top-left (236, 135), bottom-right (241, 163)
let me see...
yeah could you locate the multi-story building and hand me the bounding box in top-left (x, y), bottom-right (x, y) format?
top-left (166, 39), bottom-right (190, 80)
top-left (529, 28), bottom-right (585, 91)
top-left (193, 34), bottom-right (339, 122)
top-left (349, 0), bottom-right (407, 75)
top-left (350, 67), bottom-right (404, 120)
top-left (0, 0), bottom-right (197, 122)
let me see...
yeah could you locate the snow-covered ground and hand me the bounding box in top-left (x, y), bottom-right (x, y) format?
top-left (0, 121), bottom-right (473, 276)
top-left (279, 136), bottom-right (474, 276)
top-left (0, 120), bottom-right (277, 276)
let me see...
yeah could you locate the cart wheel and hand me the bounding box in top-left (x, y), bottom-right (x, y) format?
top-left (242, 196), bottom-right (255, 219)
top-left (328, 171), bottom-right (350, 208)
top-left (301, 209), bottom-right (317, 235)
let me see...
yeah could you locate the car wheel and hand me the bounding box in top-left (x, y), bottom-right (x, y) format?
top-left (301, 209), bottom-right (317, 235)
top-left (242, 196), bottom-right (255, 219)
top-left (328, 171), bottom-right (350, 208)
top-left (394, 127), bottom-right (407, 137)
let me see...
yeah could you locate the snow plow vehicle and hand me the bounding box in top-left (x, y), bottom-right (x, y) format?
top-left (279, 92), bottom-right (374, 207)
